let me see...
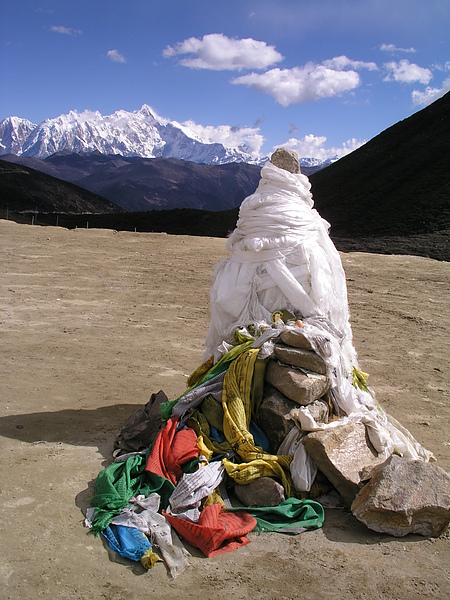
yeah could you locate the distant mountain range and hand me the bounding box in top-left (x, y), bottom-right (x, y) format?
top-left (0, 104), bottom-right (331, 212)
top-left (1, 92), bottom-right (448, 261)
top-left (0, 153), bottom-right (262, 212)
top-left (0, 105), bottom-right (257, 164)
top-left (0, 104), bottom-right (333, 169)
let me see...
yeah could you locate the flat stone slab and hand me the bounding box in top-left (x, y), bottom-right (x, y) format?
top-left (258, 385), bottom-right (297, 452)
top-left (265, 360), bottom-right (330, 406)
top-left (234, 476), bottom-right (286, 507)
top-left (302, 422), bottom-right (387, 506)
top-left (351, 455), bottom-right (450, 537)
top-left (273, 343), bottom-right (327, 374)
top-left (280, 328), bottom-right (313, 350)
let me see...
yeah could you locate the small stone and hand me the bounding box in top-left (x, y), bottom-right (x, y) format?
top-left (280, 328), bottom-right (313, 350)
top-left (258, 385), bottom-right (297, 452)
top-left (270, 148), bottom-right (301, 174)
top-left (351, 455), bottom-right (450, 537)
top-left (265, 360), bottom-right (330, 406)
top-left (273, 343), bottom-right (327, 374)
top-left (302, 422), bottom-right (388, 506)
top-left (234, 477), bottom-right (286, 507)
top-left (292, 398), bottom-right (331, 427)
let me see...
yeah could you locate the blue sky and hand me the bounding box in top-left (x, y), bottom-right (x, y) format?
top-left (1, 0), bottom-right (449, 159)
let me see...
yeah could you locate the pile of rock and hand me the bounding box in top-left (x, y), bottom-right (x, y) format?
top-left (233, 326), bottom-right (450, 538)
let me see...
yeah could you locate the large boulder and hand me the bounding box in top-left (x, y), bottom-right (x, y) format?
top-left (302, 422), bottom-right (388, 506)
top-left (351, 455), bottom-right (450, 537)
top-left (265, 360), bottom-right (330, 406)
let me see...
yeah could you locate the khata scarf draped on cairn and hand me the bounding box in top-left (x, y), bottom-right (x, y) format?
top-left (204, 160), bottom-right (433, 462)
top-left (204, 161), bottom-right (356, 370)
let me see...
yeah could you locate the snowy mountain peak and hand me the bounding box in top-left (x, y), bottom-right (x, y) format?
top-left (0, 116), bottom-right (37, 154)
top-left (0, 106), bottom-right (264, 164)
top-left (7, 115), bottom-right (36, 129)
top-left (0, 106), bottom-right (329, 169)
top-left (135, 104), bottom-right (159, 120)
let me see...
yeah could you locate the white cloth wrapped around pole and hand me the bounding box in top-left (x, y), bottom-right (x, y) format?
top-left (204, 160), bottom-right (355, 368)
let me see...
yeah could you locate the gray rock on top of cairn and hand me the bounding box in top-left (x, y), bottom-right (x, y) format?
top-left (270, 147), bottom-right (302, 174)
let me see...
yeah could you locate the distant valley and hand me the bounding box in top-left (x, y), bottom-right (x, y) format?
top-left (0, 153), bottom-right (262, 212)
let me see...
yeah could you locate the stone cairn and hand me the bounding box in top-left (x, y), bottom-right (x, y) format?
top-left (233, 324), bottom-right (450, 538)
top-left (230, 148), bottom-right (450, 537)
top-left (115, 147), bottom-right (449, 539)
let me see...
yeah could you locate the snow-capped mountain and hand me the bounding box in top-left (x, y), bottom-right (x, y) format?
top-left (0, 116), bottom-right (37, 155)
top-left (298, 156), bottom-right (339, 168)
top-left (0, 105), bottom-right (336, 169)
top-left (0, 105), bottom-right (261, 165)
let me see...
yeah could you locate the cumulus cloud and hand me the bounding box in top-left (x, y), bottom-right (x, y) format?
top-left (274, 134), bottom-right (366, 161)
top-left (384, 60), bottom-right (432, 84)
top-left (51, 25), bottom-right (82, 36)
top-left (176, 119), bottom-right (264, 156)
top-left (412, 76), bottom-right (450, 106)
top-left (107, 49), bottom-right (126, 63)
top-left (163, 33), bottom-right (283, 71)
top-left (232, 63), bottom-right (361, 106)
top-left (380, 43), bottom-right (416, 54)
top-left (322, 55), bottom-right (378, 71)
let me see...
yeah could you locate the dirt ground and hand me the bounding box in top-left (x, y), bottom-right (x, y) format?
top-left (1, 219), bottom-right (449, 600)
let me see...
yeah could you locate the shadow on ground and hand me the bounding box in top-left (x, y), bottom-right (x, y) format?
top-left (0, 403), bottom-right (141, 456)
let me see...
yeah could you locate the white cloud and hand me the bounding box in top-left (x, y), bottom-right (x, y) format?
top-left (51, 25), bottom-right (82, 36)
top-left (384, 60), bottom-right (432, 84)
top-left (176, 119), bottom-right (264, 156)
top-left (380, 43), bottom-right (416, 54)
top-left (412, 76), bottom-right (450, 106)
top-left (163, 33), bottom-right (283, 71)
top-left (322, 55), bottom-right (378, 71)
top-left (107, 49), bottom-right (126, 64)
top-left (274, 134), bottom-right (366, 161)
top-left (430, 61), bottom-right (450, 73)
top-left (232, 63), bottom-right (361, 106)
